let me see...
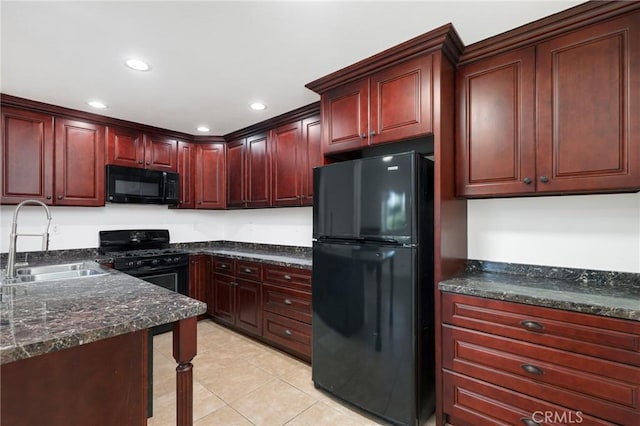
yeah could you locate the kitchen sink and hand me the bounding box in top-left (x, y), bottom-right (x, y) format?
top-left (7, 262), bottom-right (110, 283)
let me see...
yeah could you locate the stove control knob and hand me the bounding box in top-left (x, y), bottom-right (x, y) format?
top-left (151, 259), bottom-right (159, 266)
top-left (128, 261), bottom-right (135, 268)
top-left (173, 257), bottom-right (181, 262)
top-left (136, 260), bottom-right (144, 266)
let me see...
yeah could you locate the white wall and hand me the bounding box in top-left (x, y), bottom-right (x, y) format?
top-left (2, 194), bottom-right (639, 273)
top-left (0, 204), bottom-right (313, 253)
top-left (468, 192), bottom-right (640, 273)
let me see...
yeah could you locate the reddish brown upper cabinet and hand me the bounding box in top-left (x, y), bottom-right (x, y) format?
top-left (457, 10), bottom-right (640, 197)
top-left (315, 55), bottom-right (433, 155)
top-left (1, 108), bottom-right (104, 206)
top-left (456, 47), bottom-right (536, 197)
top-left (1, 107), bottom-right (54, 204)
top-left (107, 126), bottom-right (178, 172)
top-left (271, 114), bottom-right (321, 206)
top-left (54, 118), bottom-right (105, 206)
top-left (227, 133), bottom-right (270, 208)
top-left (176, 141), bottom-right (196, 209)
top-left (195, 142), bottom-right (226, 209)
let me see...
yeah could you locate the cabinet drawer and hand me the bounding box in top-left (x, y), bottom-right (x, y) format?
top-left (212, 257), bottom-right (234, 275)
top-left (443, 325), bottom-right (640, 424)
top-left (443, 370), bottom-right (614, 426)
top-left (236, 260), bottom-right (263, 281)
top-left (263, 264), bottom-right (311, 291)
top-left (263, 284), bottom-right (311, 324)
top-left (442, 293), bottom-right (640, 366)
top-left (263, 311), bottom-right (311, 359)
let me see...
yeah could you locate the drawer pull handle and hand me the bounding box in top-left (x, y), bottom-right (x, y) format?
top-left (243, 268), bottom-right (252, 273)
top-left (220, 264), bottom-right (227, 268)
top-left (283, 274), bottom-right (292, 280)
top-left (520, 320), bottom-right (544, 331)
top-left (284, 329), bottom-right (293, 336)
top-left (283, 299), bottom-right (293, 305)
top-left (521, 364), bottom-right (544, 375)
top-left (520, 418), bottom-right (540, 426)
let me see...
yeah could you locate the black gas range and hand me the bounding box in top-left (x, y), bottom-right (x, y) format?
top-left (99, 229), bottom-right (189, 301)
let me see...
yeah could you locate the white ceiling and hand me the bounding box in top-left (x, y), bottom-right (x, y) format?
top-left (1, 0), bottom-right (583, 136)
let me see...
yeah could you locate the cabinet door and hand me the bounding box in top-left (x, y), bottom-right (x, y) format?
top-left (212, 273), bottom-right (235, 326)
top-left (301, 115), bottom-right (322, 205)
top-left (536, 13), bottom-right (640, 193)
top-left (235, 278), bottom-right (262, 336)
top-left (227, 138), bottom-right (245, 208)
top-left (189, 255), bottom-right (211, 319)
top-left (321, 78), bottom-right (368, 154)
top-left (370, 55), bottom-right (433, 145)
top-left (272, 121), bottom-right (302, 206)
top-left (246, 132), bottom-right (270, 207)
top-left (144, 134), bottom-right (177, 172)
top-left (456, 47), bottom-right (536, 197)
top-left (1, 108), bottom-right (54, 204)
top-left (106, 126), bottom-right (144, 168)
top-left (54, 118), bottom-right (105, 206)
top-left (195, 143), bottom-right (226, 209)
top-left (177, 141), bottom-right (195, 209)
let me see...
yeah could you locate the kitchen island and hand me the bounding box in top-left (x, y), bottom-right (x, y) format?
top-left (0, 264), bottom-right (206, 426)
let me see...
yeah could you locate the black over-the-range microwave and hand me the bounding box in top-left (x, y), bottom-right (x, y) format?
top-left (106, 165), bottom-right (179, 204)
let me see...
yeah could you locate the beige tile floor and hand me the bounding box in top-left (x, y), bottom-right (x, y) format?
top-left (148, 319), bottom-right (436, 426)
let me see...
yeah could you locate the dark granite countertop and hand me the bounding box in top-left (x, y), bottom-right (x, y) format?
top-left (186, 248), bottom-right (311, 269)
top-left (0, 263), bottom-right (206, 365)
top-left (439, 260), bottom-right (640, 322)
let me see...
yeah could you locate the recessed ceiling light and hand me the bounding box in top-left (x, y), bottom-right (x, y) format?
top-left (125, 58), bottom-right (151, 71)
top-left (197, 126), bottom-right (211, 132)
top-left (249, 102), bottom-right (267, 111)
top-left (87, 100), bottom-right (108, 109)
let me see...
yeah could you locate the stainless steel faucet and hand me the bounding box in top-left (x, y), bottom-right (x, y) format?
top-left (5, 199), bottom-right (52, 279)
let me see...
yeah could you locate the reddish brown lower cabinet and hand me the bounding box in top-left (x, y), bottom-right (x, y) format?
top-left (210, 257), bottom-right (262, 337)
top-left (189, 255), bottom-right (211, 319)
top-left (441, 293), bottom-right (640, 426)
top-left (1, 330), bottom-right (148, 425)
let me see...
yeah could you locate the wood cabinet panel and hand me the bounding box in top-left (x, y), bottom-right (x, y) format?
top-left (226, 138), bottom-right (245, 208)
top-left (272, 121), bottom-right (302, 206)
top-left (321, 79), bottom-right (369, 154)
top-left (144, 134), bottom-right (177, 172)
top-left (443, 371), bottom-right (612, 426)
top-left (177, 141), bottom-right (195, 208)
top-left (456, 47), bottom-right (536, 196)
top-left (236, 260), bottom-right (263, 281)
top-left (212, 272), bottom-right (235, 327)
top-left (106, 126), bottom-right (144, 168)
top-left (54, 118), bottom-right (105, 206)
top-left (195, 142), bottom-right (226, 209)
top-left (442, 293), bottom-right (640, 366)
top-left (213, 257), bottom-right (234, 275)
top-left (246, 133), bottom-right (270, 207)
top-left (1, 107), bottom-right (54, 204)
top-left (235, 278), bottom-right (262, 336)
top-left (536, 13), bottom-right (640, 193)
top-left (263, 311), bottom-right (312, 360)
top-left (189, 255), bottom-right (211, 318)
top-left (301, 115), bottom-right (322, 204)
top-left (370, 55), bottom-right (432, 145)
top-left (263, 284), bottom-right (312, 323)
top-left (263, 264), bottom-right (311, 291)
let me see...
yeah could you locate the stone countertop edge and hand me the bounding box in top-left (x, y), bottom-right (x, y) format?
top-left (188, 248), bottom-right (312, 269)
top-left (438, 260), bottom-right (640, 322)
top-left (0, 267), bottom-right (206, 365)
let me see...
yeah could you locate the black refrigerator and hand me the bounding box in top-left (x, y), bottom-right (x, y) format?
top-left (312, 152), bottom-right (435, 426)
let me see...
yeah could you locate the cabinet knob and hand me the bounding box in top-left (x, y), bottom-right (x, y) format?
top-left (220, 264), bottom-right (227, 268)
top-left (197, 201), bottom-right (202, 205)
top-left (540, 175), bottom-right (549, 183)
top-left (283, 298), bottom-right (293, 305)
top-left (520, 418), bottom-right (541, 426)
top-left (138, 160), bottom-right (143, 164)
top-left (370, 130), bottom-right (377, 137)
top-left (57, 195), bottom-right (63, 200)
top-left (284, 329), bottom-right (293, 336)
top-left (520, 320), bottom-right (544, 331)
top-left (46, 195), bottom-right (52, 200)
top-left (523, 177), bottom-right (532, 185)
top-left (146, 161), bottom-right (150, 165)
top-left (521, 364), bottom-right (544, 375)
top-left (360, 133), bottom-right (367, 139)
top-left (243, 268), bottom-right (252, 273)
top-left (283, 274), bottom-right (292, 280)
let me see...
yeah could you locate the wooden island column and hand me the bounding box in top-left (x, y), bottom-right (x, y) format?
top-left (172, 317), bottom-right (197, 426)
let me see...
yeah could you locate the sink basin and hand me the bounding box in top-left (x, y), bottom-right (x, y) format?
top-left (9, 262), bottom-right (110, 283)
